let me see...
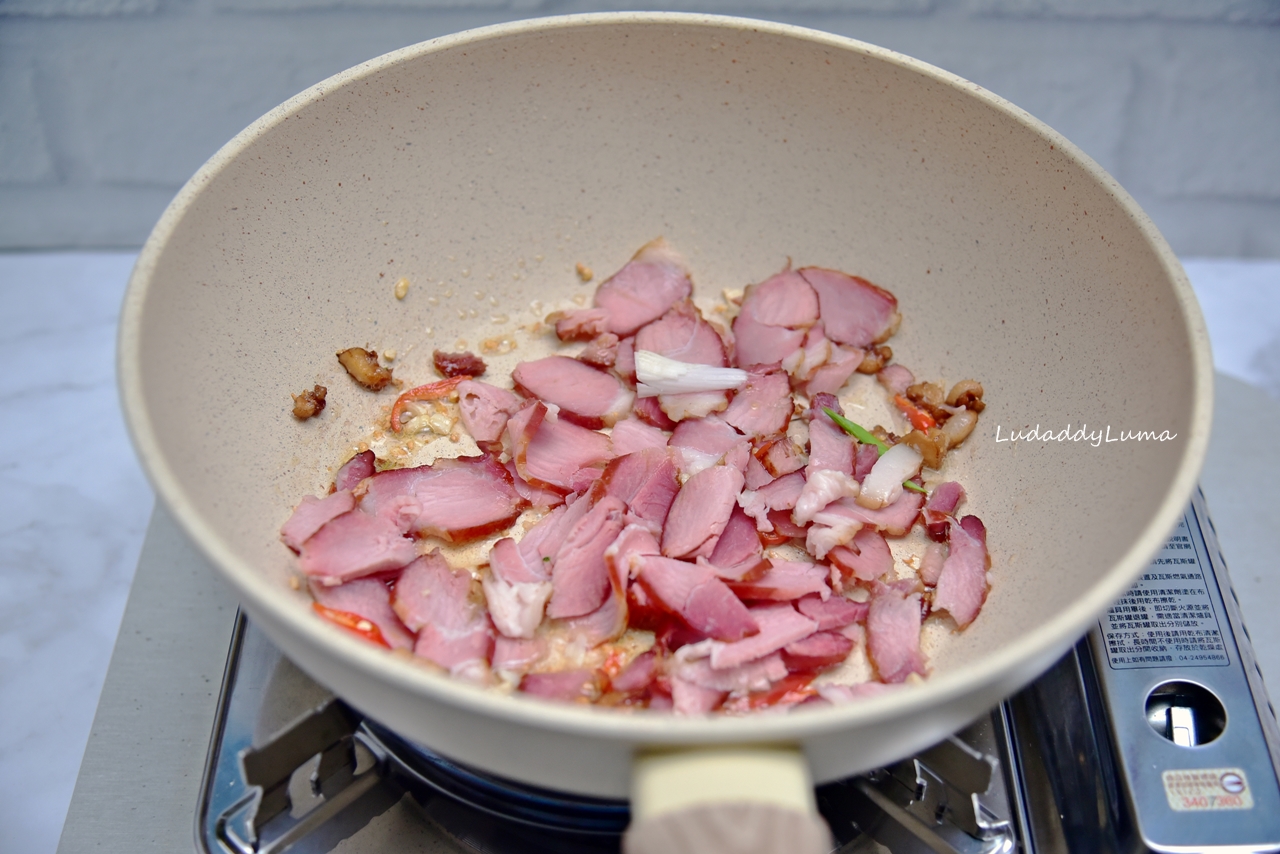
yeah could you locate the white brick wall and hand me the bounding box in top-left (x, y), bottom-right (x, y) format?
top-left (1, 0), bottom-right (1277, 255)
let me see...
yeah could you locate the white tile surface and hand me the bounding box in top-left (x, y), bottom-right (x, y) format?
top-left (0, 253), bottom-right (154, 854)
top-left (0, 251), bottom-right (1276, 853)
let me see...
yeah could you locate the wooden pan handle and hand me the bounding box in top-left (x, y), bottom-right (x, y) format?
top-left (623, 746), bottom-right (833, 854)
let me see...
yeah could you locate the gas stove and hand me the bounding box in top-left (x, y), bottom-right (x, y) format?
top-left (185, 490), bottom-right (1280, 854)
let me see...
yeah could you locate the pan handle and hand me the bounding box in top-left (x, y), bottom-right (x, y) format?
top-left (622, 745), bottom-right (833, 854)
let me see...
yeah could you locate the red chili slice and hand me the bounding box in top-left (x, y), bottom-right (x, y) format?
top-left (312, 602), bottom-right (391, 648)
top-left (389, 375), bottom-right (471, 432)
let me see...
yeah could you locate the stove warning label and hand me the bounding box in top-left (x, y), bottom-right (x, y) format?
top-left (1163, 767), bottom-right (1254, 811)
top-left (1101, 515), bottom-right (1228, 669)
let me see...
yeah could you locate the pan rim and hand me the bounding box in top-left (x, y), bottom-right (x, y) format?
top-left (117, 10), bottom-right (1214, 743)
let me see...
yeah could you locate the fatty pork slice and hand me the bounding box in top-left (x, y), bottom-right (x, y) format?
top-left (334, 450), bottom-right (376, 492)
top-left (674, 643), bottom-right (789, 693)
top-left (593, 238), bottom-right (694, 336)
top-left (720, 367), bottom-right (793, 439)
top-left (609, 416), bottom-right (670, 456)
top-left (636, 300), bottom-right (732, 422)
top-left (707, 505), bottom-right (767, 581)
top-left (806, 396), bottom-right (855, 477)
top-left (309, 577), bottom-right (415, 651)
top-left (662, 464), bottom-right (746, 559)
top-left (726, 559), bottom-right (830, 602)
top-left (669, 415), bottom-right (745, 477)
top-left (358, 455), bottom-right (527, 542)
top-left (512, 356), bottom-right (633, 430)
top-left (932, 516), bottom-right (990, 628)
top-left (731, 269), bottom-right (818, 368)
top-left (394, 554), bottom-right (494, 677)
top-left (828, 527), bottom-right (894, 583)
top-left (754, 435), bottom-right (807, 479)
top-left (796, 593), bottom-right (869, 631)
top-left (923, 481), bottom-right (966, 542)
top-left (482, 537), bottom-right (553, 639)
top-left (782, 631), bottom-right (855, 672)
top-left (799, 267), bottom-right (901, 349)
top-left (457, 380), bottom-right (521, 444)
top-left (601, 447), bottom-right (679, 530)
top-left (511, 402), bottom-right (615, 492)
top-left (281, 490), bottom-right (356, 551)
top-left (636, 555), bottom-right (758, 641)
top-left (866, 581), bottom-right (926, 683)
top-left (546, 496), bottom-right (627, 619)
top-left (738, 470), bottom-right (806, 533)
top-left (807, 491), bottom-right (925, 558)
top-left (563, 524), bottom-right (641, 647)
top-left (297, 509), bottom-right (418, 585)
top-left (803, 344), bottom-right (864, 398)
top-left (707, 603), bottom-right (818, 670)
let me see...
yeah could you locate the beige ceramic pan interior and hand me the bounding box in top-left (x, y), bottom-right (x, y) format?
top-left (119, 13), bottom-right (1211, 797)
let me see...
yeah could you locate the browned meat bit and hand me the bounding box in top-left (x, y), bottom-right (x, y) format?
top-left (291, 385), bottom-right (327, 420)
top-left (946, 379), bottom-right (985, 413)
top-left (856, 344), bottom-right (892, 374)
top-left (337, 347), bottom-right (393, 391)
top-left (433, 349), bottom-right (487, 379)
top-left (900, 428), bottom-right (947, 470)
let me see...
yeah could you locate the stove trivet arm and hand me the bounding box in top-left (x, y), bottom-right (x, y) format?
top-left (216, 698), bottom-right (386, 854)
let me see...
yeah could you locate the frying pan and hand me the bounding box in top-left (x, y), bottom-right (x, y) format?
top-left (117, 13), bottom-right (1212, 851)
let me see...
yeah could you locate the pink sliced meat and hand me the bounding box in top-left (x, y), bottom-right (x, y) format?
top-left (744, 453), bottom-right (774, 490)
top-left (512, 356), bottom-right (633, 430)
top-left (662, 464), bottom-right (745, 559)
top-left (309, 577), bottom-right (415, 650)
top-left (707, 603), bottom-right (817, 670)
top-left (727, 559), bottom-right (830, 602)
top-left (564, 556), bottom-right (628, 648)
top-left (814, 491), bottom-right (924, 538)
top-left (806, 401), bottom-right (854, 477)
top-left (633, 395), bottom-right (677, 430)
top-left (782, 631), bottom-right (854, 672)
top-left (636, 555), bottom-right (758, 641)
top-left (604, 523), bottom-right (662, 580)
top-left (796, 593), bottom-right (869, 631)
top-left (545, 495), bottom-right (626, 619)
top-left (298, 510), bottom-right (418, 585)
top-left (614, 336), bottom-right (637, 383)
top-left (919, 540), bottom-right (947, 586)
top-left (793, 469), bottom-right (860, 526)
top-left (721, 368), bottom-right (793, 438)
top-left (503, 460), bottom-right (566, 508)
top-left (492, 636), bottom-right (544, 671)
top-left (577, 333), bottom-right (620, 369)
top-left (828, 527), bottom-right (894, 582)
top-left (519, 408), bottom-right (615, 492)
top-left (799, 267), bottom-right (900, 348)
top-left (457, 380), bottom-right (521, 444)
top-left (281, 490), bottom-right (356, 551)
top-left (635, 300), bottom-right (727, 367)
top-left (671, 677), bottom-right (726, 715)
top-left (754, 436), bottom-right (806, 478)
top-left (553, 307), bottom-right (611, 341)
top-left (738, 470), bottom-right (805, 533)
top-left (924, 481), bottom-right (967, 541)
top-left (358, 455), bottom-right (527, 542)
top-left (482, 537), bottom-right (553, 639)
top-left (593, 238), bottom-right (694, 336)
top-left (520, 669), bottom-right (599, 702)
top-left (610, 416), bottom-right (670, 455)
top-left (732, 309), bottom-right (805, 369)
top-left (853, 443), bottom-right (880, 482)
top-left (601, 448), bottom-right (679, 529)
top-left (866, 581), bottom-right (926, 683)
top-left (803, 345), bottom-right (863, 397)
top-left (610, 651), bottom-right (658, 693)
top-left (781, 323), bottom-right (830, 383)
top-left (334, 450), bottom-right (376, 492)
top-left (707, 506), bottom-right (767, 580)
top-left (960, 514), bottom-right (988, 548)
top-left (933, 516), bottom-right (989, 628)
top-left (732, 269), bottom-right (818, 367)
top-left (675, 650), bottom-right (788, 693)
top-left (394, 554), bottom-right (494, 676)
top-left (877, 363), bottom-right (915, 396)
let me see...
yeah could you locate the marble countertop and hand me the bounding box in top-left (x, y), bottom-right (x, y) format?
top-left (1, 252), bottom-right (1278, 853)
